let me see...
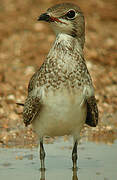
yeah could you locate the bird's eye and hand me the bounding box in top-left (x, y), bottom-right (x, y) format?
top-left (66, 10), bottom-right (76, 19)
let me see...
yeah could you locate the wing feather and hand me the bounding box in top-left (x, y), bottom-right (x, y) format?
top-left (85, 96), bottom-right (98, 127)
top-left (23, 95), bottom-right (41, 126)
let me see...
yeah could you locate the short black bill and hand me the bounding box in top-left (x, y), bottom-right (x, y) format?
top-left (37, 13), bottom-right (51, 22)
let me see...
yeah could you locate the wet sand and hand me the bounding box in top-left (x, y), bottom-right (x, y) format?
top-left (0, 138), bottom-right (117, 180)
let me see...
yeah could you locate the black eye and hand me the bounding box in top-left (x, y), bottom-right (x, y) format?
top-left (66, 10), bottom-right (76, 19)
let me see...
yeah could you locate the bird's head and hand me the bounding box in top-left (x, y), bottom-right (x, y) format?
top-left (38, 3), bottom-right (85, 48)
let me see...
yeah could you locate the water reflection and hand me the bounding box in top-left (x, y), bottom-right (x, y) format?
top-left (72, 170), bottom-right (78, 180)
top-left (39, 169), bottom-right (78, 180)
top-left (0, 140), bottom-right (117, 180)
top-left (40, 170), bottom-right (45, 180)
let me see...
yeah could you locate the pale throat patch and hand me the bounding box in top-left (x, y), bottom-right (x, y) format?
top-left (51, 18), bottom-right (73, 35)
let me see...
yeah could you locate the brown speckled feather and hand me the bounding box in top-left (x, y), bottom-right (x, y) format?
top-left (86, 96), bottom-right (98, 127)
top-left (28, 72), bottom-right (38, 93)
top-left (23, 95), bottom-right (41, 126)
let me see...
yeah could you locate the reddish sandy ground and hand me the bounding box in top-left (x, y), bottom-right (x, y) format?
top-left (0, 0), bottom-right (117, 147)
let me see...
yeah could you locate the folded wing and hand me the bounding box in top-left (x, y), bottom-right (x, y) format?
top-left (23, 95), bottom-right (41, 126)
top-left (85, 96), bottom-right (98, 127)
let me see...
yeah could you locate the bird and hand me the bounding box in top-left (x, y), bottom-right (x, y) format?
top-left (22, 3), bottom-right (98, 170)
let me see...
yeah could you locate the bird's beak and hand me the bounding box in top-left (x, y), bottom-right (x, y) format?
top-left (37, 13), bottom-right (67, 24)
top-left (37, 13), bottom-right (51, 22)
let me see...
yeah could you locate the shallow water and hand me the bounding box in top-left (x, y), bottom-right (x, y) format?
top-left (0, 138), bottom-right (117, 180)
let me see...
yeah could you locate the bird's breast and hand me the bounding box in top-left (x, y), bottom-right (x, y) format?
top-left (32, 87), bottom-right (87, 137)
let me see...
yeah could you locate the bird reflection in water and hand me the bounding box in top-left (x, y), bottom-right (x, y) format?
top-left (39, 169), bottom-right (78, 180)
top-left (72, 170), bottom-right (78, 180)
top-left (40, 169), bottom-right (45, 180)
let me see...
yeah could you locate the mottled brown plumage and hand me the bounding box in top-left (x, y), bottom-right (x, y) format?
top-left (23, 96), bottom-right (41, 126)
top-left (23, 51), bottom-right (98, 127)
top-left (22, 3), bottom-right (98, 169)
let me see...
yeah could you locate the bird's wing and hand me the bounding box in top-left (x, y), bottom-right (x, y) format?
top-left (81, 85), bottom-right (98, 127)
top-left (23, 69), bottom-right (42, 126)
top-left (80, 60), bottom-right (98, 127)
top-left (23, 95), bottom-right (41, 127)
top-left (85, 96), bottom-right (98, 127)
top-left (28, 71), bottom-right (39, 93)
top-left (23, 64), bottom-right (44, 127)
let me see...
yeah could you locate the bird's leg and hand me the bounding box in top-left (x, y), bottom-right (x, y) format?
top-left (40, 138), bottom-right (45, 171)
top-left (72, 141), bottom-right (78, 170)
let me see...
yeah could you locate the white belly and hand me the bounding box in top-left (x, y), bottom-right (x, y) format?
top-left (32, 88), bottom-right (87, 138)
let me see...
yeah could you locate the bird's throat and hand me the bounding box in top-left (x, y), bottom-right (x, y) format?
top-left (48, 33), bottom-right (83, 61)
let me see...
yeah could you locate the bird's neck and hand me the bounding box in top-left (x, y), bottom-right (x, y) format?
top-left (47, 33), bottom-right (84, 61)
top-left (44, 33), bottom-right (87, 89)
